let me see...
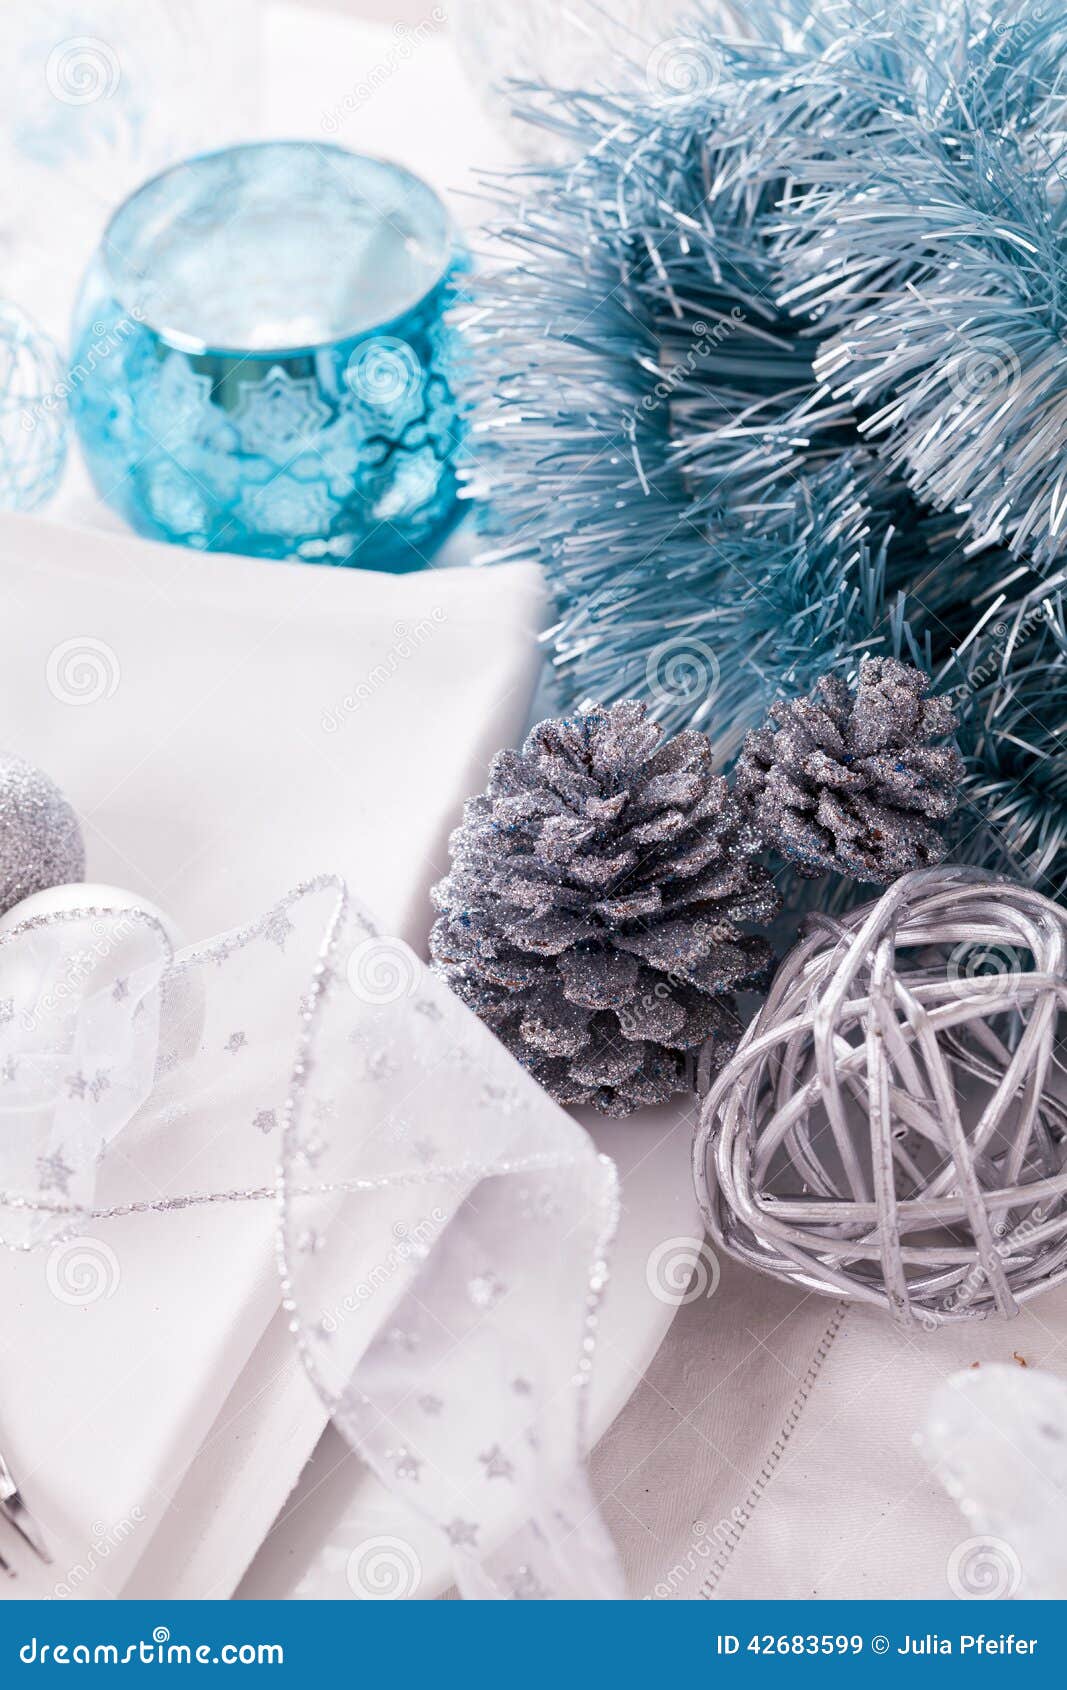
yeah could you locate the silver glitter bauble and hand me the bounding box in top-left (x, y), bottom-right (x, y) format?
top-left (0, 754), bottom-right (85, 915)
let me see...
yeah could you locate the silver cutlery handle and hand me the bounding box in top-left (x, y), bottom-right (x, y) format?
top-left (0, 1452), bottom-right (18, 1503)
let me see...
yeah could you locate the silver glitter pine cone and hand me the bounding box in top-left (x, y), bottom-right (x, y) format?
top-left (0, 754), bottom-right (85, 916)
top-left (733, 658), bottom-right (964, 886)
top-left (430, 701), bottom-right (779, 1116)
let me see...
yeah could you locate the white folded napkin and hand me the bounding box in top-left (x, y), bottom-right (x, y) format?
top-left (0, 512), bottom-right (548, 1597)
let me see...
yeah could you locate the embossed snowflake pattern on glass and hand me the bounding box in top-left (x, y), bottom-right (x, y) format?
top-left (70, 142), bottom-right (466, 570)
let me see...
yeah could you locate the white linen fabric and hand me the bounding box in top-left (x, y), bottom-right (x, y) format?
top-left (589, 1258), bottom-right (1067, 1600)
top-left (0, 512), bottom-right (564, 1598)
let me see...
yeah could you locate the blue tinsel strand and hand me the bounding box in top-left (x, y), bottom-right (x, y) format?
top-left (464, 0), bottom-right (1067, 899)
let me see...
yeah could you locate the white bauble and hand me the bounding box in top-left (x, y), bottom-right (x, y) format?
top-left (0, 881), bottom-right (205, 1068)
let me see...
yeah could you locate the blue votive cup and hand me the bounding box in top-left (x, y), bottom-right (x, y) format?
top-left (70, 142), bottom-right (465, 569)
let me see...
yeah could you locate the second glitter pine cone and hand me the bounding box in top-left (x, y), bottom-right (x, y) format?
top-left (430, 701), bottom-right (779, 1115)
top-left (733, 657), bottom-right (964, 885)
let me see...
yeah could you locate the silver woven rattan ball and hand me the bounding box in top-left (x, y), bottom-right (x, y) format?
top-left (0, 303), bottom-right (69, 511)
top-left (693, 866), bottom-right (1067, 1326)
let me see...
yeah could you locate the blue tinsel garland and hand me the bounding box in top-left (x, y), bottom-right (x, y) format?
top-left (465, 0), bottom-right (1067, 899)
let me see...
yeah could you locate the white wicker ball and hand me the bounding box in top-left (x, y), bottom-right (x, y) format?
top-left (693, 866), bottom-right (1067, 1326)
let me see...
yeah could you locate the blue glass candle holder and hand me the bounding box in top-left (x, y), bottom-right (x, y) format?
top-left (70, 142), bottom-right (465, 569)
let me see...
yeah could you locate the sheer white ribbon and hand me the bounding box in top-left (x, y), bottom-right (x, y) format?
top-left (0, 877), bottom-right (623, 1600)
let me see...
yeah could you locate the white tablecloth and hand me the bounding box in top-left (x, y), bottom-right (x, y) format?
top-left (591, 1254), bottom-right (1067, 1600)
